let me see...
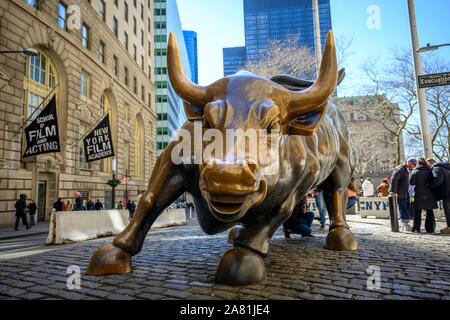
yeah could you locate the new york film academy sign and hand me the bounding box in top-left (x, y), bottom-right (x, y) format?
top-left (83, 114), bottom-right (115, 162)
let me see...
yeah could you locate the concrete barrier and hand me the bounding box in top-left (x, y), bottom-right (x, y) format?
top-left (45, 208), bottom-right (187, 245)
top-left (358, 197), bottom-right (446, 220)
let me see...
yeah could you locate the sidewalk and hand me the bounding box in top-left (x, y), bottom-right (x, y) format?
top-left (0, 223), bottom-right (50, 241)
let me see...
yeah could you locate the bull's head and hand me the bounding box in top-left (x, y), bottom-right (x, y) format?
top-left (167, 32), bottom-right (338, 223)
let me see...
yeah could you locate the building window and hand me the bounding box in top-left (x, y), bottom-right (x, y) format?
top-left (133, 45), bottom-right (137, 61)
top-left (155, 67), bottom-right (167, 75)
top-left (81, 24), bottom-right (90, 48)
top-left (141, 30), bottom-right (144, 46)
top-left (155, 48), bottom-right (167, 56)
top-left (80, 70), bottom-right (90, 97)
top-left (154, 35), bottom-right (166, 43)
top-left (133, 17), bottom-right (137, 35)
top-left (57, 2), bottom-right (67, 30)
top-left (99, 41), bottom-right (105, 63)
top-left (112, 17), bottom-right (118, 37)
top-left (141, 55), bottom-right (144, 68)
top-left (113, 55), bottom-right (118, 75)
top-left (133, 77), bottom-right (137, 94)
top-left (124, 67), bottom-right (129, 86)
top-left (154, 21), bottom-right (166, 29)
top-left (148, 93), bottom-right (152, 108)
top-left (24, 0), bottom-right (36, 7)
top-left (124, 2), bottom-right (129, 22)
top-left (156, 81), bottom-right (167, 89)
top-left (100, 93), bottom-right (112, 174)
top-left (156, 95), bottom-right (168, 103)
top-left (24, 50), bottom-right (59, 119)
top-left (135, 117), bottom-right (144, 178)
top-left (99, 0), bottom-right (106, 21)
top-left (79, 122), bottom-right (89, 170)
top-left (124, 32), bottom-right (129, 50)
top-left (154, 8), bottom-right (166, 16)
top-left (141, 85), bottom-right (145, 101)
top-left (114, 0), bottom-right (118, 7)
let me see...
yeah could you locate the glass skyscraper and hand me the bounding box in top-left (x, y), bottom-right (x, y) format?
top-left (223, 46), bottom-right (247, 77)
top-left (223, 0), bottom-right (332, 76)
top-left (183, 30), bottom-right (199, 84)
top-left (154, 0), bottom-right (191, 156)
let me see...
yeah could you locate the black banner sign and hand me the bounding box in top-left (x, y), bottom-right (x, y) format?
top-left (83, 114), bottom-right (115, 162)
top-left (23, 95), bottom-right (60, 158)
top-left (418, 72), bottom-right (450, 89)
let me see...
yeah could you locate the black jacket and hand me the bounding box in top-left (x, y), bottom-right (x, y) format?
top-left (389, 165), bottom-right (410, 199)
top-left (410, 165), bottom-right (438, 210)
top-left (94, 202), bottom-right (103, 210)
top-left (15, 196), bottom-right (27, 217)
top-left (74, 197), bottom-right (85, 211)
top-left (431, 163), bottom-right (450, 200)
top-left (27, 202), bottom-right (37, 215)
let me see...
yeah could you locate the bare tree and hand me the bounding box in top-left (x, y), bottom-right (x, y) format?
top-left (354, 49), bottom-right (420, 165)
top-left (407, 55), bottom-right (450, 162)
top-left (244, 34), bottom-right (316, 80)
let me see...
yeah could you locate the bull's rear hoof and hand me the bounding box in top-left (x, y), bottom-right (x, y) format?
top-left (325, 227), bottom-right (358, 251)
top-left (86, 243), bottom-right (132, 276)
top-left (215, 247), bottom-right (266, 286)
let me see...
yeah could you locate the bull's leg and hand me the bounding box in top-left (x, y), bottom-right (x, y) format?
top-left (87, 144), bottom-right (185, 276)
top-left (216, 202), bottom-right (292, 286)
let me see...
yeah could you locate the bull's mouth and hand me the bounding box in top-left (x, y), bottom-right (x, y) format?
top-left (205, 180), bottom-right (268, 222)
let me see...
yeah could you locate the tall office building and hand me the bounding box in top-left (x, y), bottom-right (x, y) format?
top-left (223, 47), bottom-right (247, 77)
top-left (183, 30), bottom-right (199, 84)
top-left (154, 0), bottom-right (191, 156)
top-left (223, 0), bottom-right (332, 76)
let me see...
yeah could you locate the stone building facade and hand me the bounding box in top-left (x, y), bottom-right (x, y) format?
top-left (333, 96), bottom-right (405, 185)
top-left (0, 0), bottom-right (157, 226)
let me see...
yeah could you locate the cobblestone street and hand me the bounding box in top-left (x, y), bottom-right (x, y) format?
top-left (0, 216), bottom-right (449, 300)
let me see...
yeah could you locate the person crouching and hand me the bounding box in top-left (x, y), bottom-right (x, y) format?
top-left (283, 197), bottom-right (315, 239)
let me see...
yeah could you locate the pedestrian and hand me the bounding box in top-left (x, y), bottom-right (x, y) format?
top-left (377, 179), bottom-right (390, 197)
top-left (27, 199), bottom-right (37, 226)
top-left (428, 159), bottom-right (450, 234)
top-left (94, 199), bottom-right (104, 211)
top-left (128, 201), bottom-right (136, 219)
top-left (117, 201), bottom-right (124, 210)
top-left (86, 199), bottom-right (95, 211)
top-left (389, 158), bottom-right (417, 231)
top-left (410, 158), bottom-right (437, 234)
top-left (362, 178), bottom-right (375, 197)
top-left (73, 192), bottom-right (84, 211)
top-left (53, 198), bottom-right (64, 212)
top-left (283, 197), bottom-right (315, 239)
top-left (14, 194), bottom-right (30, 231)
top-left (314, 189), bottom-right (327, 231)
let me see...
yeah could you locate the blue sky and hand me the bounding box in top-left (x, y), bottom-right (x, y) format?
top-left (177, 0), bottom-right (450, 96)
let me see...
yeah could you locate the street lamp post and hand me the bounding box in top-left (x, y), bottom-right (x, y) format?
top-left (417, 43), bottom-right (450, 53)
top-left (407, 0), bottom-right (433, 159)
top-left (312, 0), bottom-right (322, 72)
top-left (112, 157), bottom-right (117, 209)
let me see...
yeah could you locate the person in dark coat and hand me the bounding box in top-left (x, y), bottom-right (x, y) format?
top-left (14, 194), bottom-right (30, 231)
top-left (86, 199), bottom-right (95, 211)
top-left (27, 199), bottom-right (37, 226)
top-left (389, 158), bottom-right (417, 231)
top-left (128, 201), bottom-right (136, 219)
top-left (428, 160), bottom-right (450, 234)
top-left (410, 158), bottom-right (438, 233)
top-left (53, 198), bottom-right (64, 212)
top-left (94, 199), bottom-right (104, 211)
top-left (283, 197), bottom-right (315, 238)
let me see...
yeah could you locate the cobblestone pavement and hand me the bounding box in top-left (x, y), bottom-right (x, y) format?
top-left (0, 216), bottom-right (449, 300)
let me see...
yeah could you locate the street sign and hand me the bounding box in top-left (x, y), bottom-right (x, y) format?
top-left (418, 72), bottom-right (450, 89)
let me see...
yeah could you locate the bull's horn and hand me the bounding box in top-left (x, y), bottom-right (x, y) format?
top-left (285, 31), bottom-right (338, 122)
top-left (167, 32), bottom-right (208, 106)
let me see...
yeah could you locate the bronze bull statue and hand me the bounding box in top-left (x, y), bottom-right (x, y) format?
top-left (87, 31), bottom-right (358, 286)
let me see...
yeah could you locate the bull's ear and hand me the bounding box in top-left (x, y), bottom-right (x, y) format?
top-left (184, 102), bottom-right (204, 121)
top-left (286, 103), bottom-right (328, 136)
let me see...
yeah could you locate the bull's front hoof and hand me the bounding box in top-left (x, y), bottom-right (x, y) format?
top-left (325, 227), bottom-right (358, 251)
top-left (86, 243), bottom-right (132, 276)
top-left (215, 247), bottom-right (266, 286)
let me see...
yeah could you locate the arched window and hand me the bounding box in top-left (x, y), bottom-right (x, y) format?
top-left (99, 93), bottom-right (112, 174)
top-left (134, 117), bottom-right (144, 178)
top-left (23, 50), bottom-right (59, 119)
